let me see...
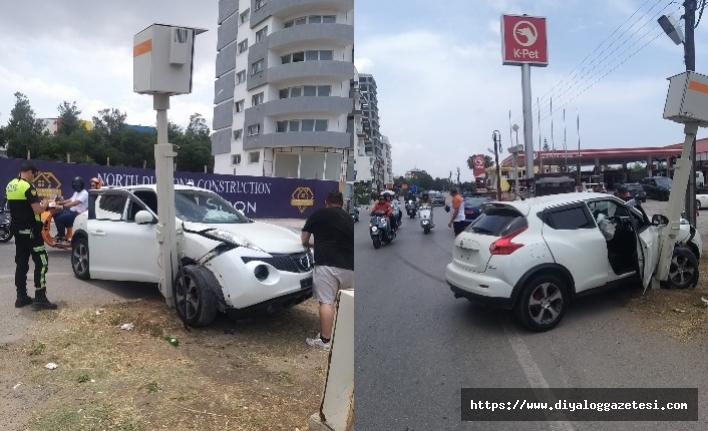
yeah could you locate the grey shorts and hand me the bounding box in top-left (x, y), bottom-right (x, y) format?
top-left (313, 265), bottom-right (354, 305)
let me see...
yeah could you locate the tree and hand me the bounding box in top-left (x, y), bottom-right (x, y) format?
top-left (543, 138), bottom-right (550, 151)
top-left (456, 167), bottom-right (461, 184)
top-left (186, 113), bottom-right (210, 137)
top-left (4, 92), bottom-right (46, 158)
top-left (92, 108), bottom-right (127, 143)
top-left (484, 155), bottom-right (494, 168)
top-left (57, 101), bottom-right (82, 135)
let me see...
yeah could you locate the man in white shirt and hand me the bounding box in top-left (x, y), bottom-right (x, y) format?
top-left (54, 176), bottom-right (89, 244)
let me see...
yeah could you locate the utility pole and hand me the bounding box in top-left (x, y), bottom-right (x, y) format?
top-left (684, 0), bottom-right (698, 226)
top-left (493, 130), bottom-right (502, 201)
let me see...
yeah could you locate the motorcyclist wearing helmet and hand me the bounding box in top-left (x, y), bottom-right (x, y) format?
top-left (419, 191), bottom-right (434, 225)
top-left (89, 177), bottom-right (103, 190)
top-left (54, 176), bottom-right (89, 244)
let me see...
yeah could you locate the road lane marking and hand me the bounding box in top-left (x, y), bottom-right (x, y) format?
top-left (503, 321), bottom-right (576, 431)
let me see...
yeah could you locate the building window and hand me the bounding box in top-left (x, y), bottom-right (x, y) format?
top-left (239, 9), bottom-right (250, 26)
top-left (256, 26), bottom-right (268, 42)
top-left (251, 59), bottom-right (264, 75)
top-left (281, 50), bottom-right (332, 64)
top-left (284, 15), bottom-right (336, 27)
top-left (238, 39), bottom-right (248, 54)
top-left (249, 151), bottom-right (260, 163)
top-left (247, 124), bottom-right (260, 136)
top-left (275, 119), bottom-right (329, 132)
top-left (255, 0), bottom-right (266, 10)
top-left (235, 100), bottom-right (244, 113)
top-left (280, 85), bottom-right (331, 98)
top-left (232, 154), bottom-right (241, 164)
top-left (237, 70), bottom-right (246, 84)
top-left (233, 129), bottom-right (243, 140)
top-left (252, 92), bottom-right (264, 106)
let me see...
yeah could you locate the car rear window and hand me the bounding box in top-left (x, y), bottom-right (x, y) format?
top-left (464, 197), bottom-right (490, 206)
top-left (466, 208), bottom-right (527, 236)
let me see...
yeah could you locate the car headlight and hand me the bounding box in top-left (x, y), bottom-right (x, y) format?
top-left (205, 229), bottom-right (265, 252)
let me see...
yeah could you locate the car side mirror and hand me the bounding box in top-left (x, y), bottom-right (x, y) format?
top-left (652, 214), bottom-right (669, 226)
top-left (135, 210), bottom-right (156, 225)
top-left (444, 205), bottom-right (451, 212)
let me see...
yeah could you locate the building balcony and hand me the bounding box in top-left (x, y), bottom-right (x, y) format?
top-left (252, 0), bottom-right (354, 27)
top-left (243, 131), bottom-right (351, 151)
top-left (245, 96), bottom-right (353, 125)
top-left (264, 61), bottom-right (355, 87)
top-left (269, 23), bottom-right (353, 52)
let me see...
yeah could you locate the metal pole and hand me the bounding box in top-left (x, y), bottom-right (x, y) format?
top-left (493, 130), bottom-right (502, 201)
top-left (154, 94), bottom-right (177, 308)
top-left (521, 64), bottom-right (534, 184)
top-left (537, 97), bottom-right (543, 174)
top-left (684, 0), bottom-right (697, 226)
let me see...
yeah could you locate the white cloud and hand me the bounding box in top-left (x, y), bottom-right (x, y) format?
top-left (355, 57), bottom-right (375, 73)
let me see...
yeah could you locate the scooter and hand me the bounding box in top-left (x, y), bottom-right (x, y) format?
top-left (419, 204), bottom-right (434, 234)
top-left (0, 201), bottom-right (12, 243)
top-left (370, 210), bottom-right (395, 249)
top-left (40, 193), bottom-right (75, 250)
top-left (406, 200), bottom-right (417, 218)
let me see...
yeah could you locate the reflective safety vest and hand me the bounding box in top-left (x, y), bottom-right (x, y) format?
top-left (5, 178), bottom-right (40, 223)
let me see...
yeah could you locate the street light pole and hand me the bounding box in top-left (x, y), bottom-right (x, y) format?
top-left (684, 0), bottom-right (698, 226)
top-left (493, 130), bottom-right (502, 201)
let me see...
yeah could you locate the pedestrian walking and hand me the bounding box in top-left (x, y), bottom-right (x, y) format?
top-left (301, 190), bottom-right (354, 350)
top-left (448, 187), bottom-right (466, 236)
top-left (5, 163), bottom-right (58, 309)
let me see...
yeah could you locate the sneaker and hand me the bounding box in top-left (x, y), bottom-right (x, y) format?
top-left (32, 296), bottom-right (58, 310)
top-left (15, 295), bottom-right (33, 308)
top-left (54, 237), bottom-right (66, 244)
top-left (306, 333), bottom-right (331, 351)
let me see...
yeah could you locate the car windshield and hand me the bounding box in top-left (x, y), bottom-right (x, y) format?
top-left (174, 190), bottom-right (250, 224)
top-left (655, 177), bottom-right (672, 187)
top-left (464, 197), bottom-right (490, 207)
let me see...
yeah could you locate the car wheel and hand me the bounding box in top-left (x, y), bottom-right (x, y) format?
top-left (174, 264), bottom-right (219, 327)
top-left (514, 274), bottom-right (569, 332)
top-left (71, 237), bottom-right (90, 280)
top-left (0, 226), bottom-right (12, 243)
top-left (697, 200), bottom-right (702, 210)
top-left (663, 246), bottom-right (699, 289)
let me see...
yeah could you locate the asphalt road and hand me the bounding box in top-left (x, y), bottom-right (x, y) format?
top-left (354, 200), bottom-right (708, 431)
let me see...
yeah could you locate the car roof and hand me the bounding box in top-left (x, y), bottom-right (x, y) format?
top-left (491, 192), bottom-right (621, 215)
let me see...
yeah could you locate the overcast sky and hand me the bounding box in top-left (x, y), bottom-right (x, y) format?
top-left (0, 0), bottom-right (217, 130)
top-left (355, 0), bottom-right (708, 182)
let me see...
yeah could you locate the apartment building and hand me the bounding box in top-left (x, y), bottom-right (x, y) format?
top-left (211, 0), bottom-right (355, 180)
top-left (358, 73), bottom-right (387, 189)
top-left (382, 134), bottom-right (393, 185)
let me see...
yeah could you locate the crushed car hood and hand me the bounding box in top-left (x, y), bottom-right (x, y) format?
top-left (182, 220), bottom-right (305, 254)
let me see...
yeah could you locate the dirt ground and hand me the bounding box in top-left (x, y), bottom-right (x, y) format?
top-left (0, 297), bottom-right (328, 431)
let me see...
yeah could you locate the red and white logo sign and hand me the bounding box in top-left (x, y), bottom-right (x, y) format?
top-left (473, 155), bottom-right (486, 177)
top-left (501, 14), bottom-right (548, 67)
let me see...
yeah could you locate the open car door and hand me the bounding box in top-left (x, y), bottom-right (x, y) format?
top-left (637, 226), bottom-right (659, 293)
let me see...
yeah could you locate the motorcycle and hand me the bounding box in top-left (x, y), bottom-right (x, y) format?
top-left (406, 200), bottom-right (417, 218)
top-left (0, 201), bottom-right (12, 243)
top-left (419, 204), bottom-right (434, 234)
top-left (40, 193), bottom-right (74, 250)
top-left (370, 210), bottom-right (395, 249)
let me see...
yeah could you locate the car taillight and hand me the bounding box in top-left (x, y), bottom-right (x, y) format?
top-left (489, 226), bottom-right (528, 255)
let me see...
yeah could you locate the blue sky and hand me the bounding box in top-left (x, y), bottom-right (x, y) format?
top-left (355, 0), bottom-right (708, 181)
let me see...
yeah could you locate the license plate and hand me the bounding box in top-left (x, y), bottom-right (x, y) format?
top-left (300, 277), bottom-right (313, 289)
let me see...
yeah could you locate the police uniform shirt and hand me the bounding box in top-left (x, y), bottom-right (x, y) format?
top-left (5, 178), bottom-right (41, 227)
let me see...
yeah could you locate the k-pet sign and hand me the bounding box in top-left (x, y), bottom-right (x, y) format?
top-left (501, 14), bottom-right (548, 66)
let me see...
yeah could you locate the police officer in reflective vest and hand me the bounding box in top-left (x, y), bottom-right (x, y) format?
top-left (5, 163), bottom-right (58, 309)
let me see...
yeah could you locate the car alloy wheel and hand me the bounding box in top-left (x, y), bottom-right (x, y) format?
top-left (665, 246), bottom-right (699, 289)
top-left (71, 237), bottom-right (90, 280)
top-left (697, 200), bottom-right (702, 210)
top-left (514, 274), bottom-right (569, 332)
top-left (0, 226), bottom-right (12, 243)
top-left (174, 264), bottom-right (219, 327)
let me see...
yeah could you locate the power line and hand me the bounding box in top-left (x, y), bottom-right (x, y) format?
top-left (512, 0), bottom-right (674, 126)
top-left (540, 4), bottom-right (681, 122)
top-left (528, 0), bottom-right (674, 123)
top-left (523, 0), bottom-right (658, 123)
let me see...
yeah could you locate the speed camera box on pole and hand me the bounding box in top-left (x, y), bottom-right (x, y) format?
top-left (133, 24), bottom-right (207, 95)
top-left (663, 71), bottom-right (708, 126)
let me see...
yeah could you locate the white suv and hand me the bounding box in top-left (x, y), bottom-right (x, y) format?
top-left (445, 192), bottom-right (702, 332)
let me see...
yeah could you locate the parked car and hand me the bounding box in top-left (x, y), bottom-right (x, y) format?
top-left (69, 185), bottom-right (314, 327)
top-left (620, 182), bottom-right (647, 203)
top-left (460, 195), bottom-right (493, 227)
top-left (697, 187), bottom-right (708, 210)
top-left (639, 176), bottom-right (672, 201)
top-left (445, 192), bottom-right (701, 332)
top-left (432, 192), bottom-right (446, 206)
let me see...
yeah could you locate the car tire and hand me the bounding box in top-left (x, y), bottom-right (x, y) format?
top-left (697, 200), bottom-right (702, 210)
top-left (71, 236), bottom-right (90, 280)
top-left (513, 274), bottom-right (569, 332)
top-left (174, 264), bottom-right (219, 327)
top-left (0, 226), bottom-right (12, 243)
top-left (662, 246), bottom-right (699, 289)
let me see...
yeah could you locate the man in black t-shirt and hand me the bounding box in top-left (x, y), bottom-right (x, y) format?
top-left (301, 190), bottom-right (354, 351)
